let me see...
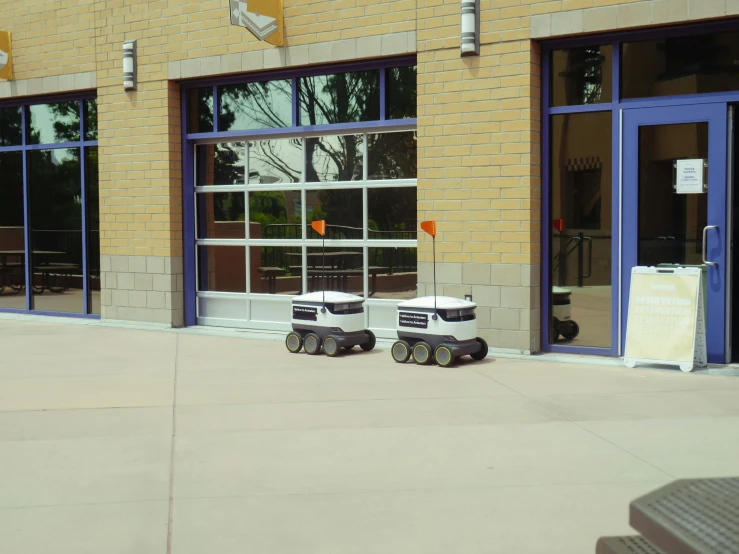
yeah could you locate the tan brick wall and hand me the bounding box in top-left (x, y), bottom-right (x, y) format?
top-left (3, 0), bottom-right (730, 339)
top-left (1, 0), bottom-right (417, 326)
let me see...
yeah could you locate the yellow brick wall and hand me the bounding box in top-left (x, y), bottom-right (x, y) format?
top-left (3, 0), bottom-right (674, 338)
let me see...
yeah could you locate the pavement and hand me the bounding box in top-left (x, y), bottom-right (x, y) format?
top-left (1, 317), bottom-right (738, 554)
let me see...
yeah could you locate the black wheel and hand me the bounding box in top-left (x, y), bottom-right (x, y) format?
top-left (323, 335), bottom-right (340, 357)
top-left (412, 341), bottom-right (432, 365)
top-left (360, 329), bottom-right (376, 352)
top-left (561, 320), bottom-right (579, 340)
top-left (391, 340), bottom-right (411, 363)
top-left (434, 344), bottom-right (455, 368)
top-left (304, 333), bottom-right (322, 355)
top-left (470, 337), bottom-right (488, 361)
top-left (285, 332), bottom-right (303, 354)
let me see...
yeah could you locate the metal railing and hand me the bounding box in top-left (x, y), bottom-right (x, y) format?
top-left (553, 232), bottom-right (593, 288)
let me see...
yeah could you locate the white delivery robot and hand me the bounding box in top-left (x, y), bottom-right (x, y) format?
top-left (391, 295), bottom-right (488, 367)
top-left (551, 286), bottom-right (579, 341)
top-left (285, 291), bottom-right (376, 356)
top-left (283, 220), bottom-right (375, 357)
top-left (389, 220), bottom-right (488, 367)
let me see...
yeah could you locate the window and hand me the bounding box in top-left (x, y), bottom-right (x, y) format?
top-left (0, 98), bottom-right (99, 316)
top-left (621, 30), bottom-right (739, 99)
top-left (219, 80), bottom-right (292, 131)
top-left (298, 70), bottom-right (380, 125)
top-left (188, 62), bottom-right (417, 327)
top-left (551, 45), bottom-right (612, 107)
top-left (550, 112), bottom-right (612, 348)
top-left (194, 131), bottom-right (418, 301)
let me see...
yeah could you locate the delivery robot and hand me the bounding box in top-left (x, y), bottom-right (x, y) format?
top-left (389, 220), bottom-right (487, 367)
top-left (391, 295), bottom-right (488, 367)
top-left (551, 286), bottom-right (579, 341)
top-left (283, 220), bottom-right (375, 357)
top-left (285, 291), bottom-right (376, 356)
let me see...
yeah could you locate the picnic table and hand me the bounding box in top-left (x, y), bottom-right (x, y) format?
top-left (0, 250), bottom-right (73, 294)
top-left (284, 252), bottom-right (389, 295)
top-left (597, 477), bottom-right (739, 553)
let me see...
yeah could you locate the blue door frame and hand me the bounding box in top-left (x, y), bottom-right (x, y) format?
top-left (621, 104), bottom-right (728, 363)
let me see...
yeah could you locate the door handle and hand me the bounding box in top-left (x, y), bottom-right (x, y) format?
top-left (703, 225), bottom-right (719, 266)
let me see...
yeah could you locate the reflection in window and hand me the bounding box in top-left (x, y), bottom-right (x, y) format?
top-left (249, 191), bottom-right (301, 239)
top-left (0, 107), bottom-right (22, 146)
top-left (622, 31), bottom-right (739, 99)
top-left (196, 192), bottom-right (246, 239)
top-left (249, 139), bottom-right (301, 184)
top-left (0, 151), bottom-right (25, 308)
top-left (368, 132), bottom-right (417, 180)
top-left (368, 188), bottom-right (416, 239)
top-left (28, 148), bottom-right (84, 313)
top-left (188, 87), bottom-right (214, 133)
top-left (307, 189), bottom-right (363, 239)
top-left (196, 143), bottom-right (246, 186)
top-left (550, 112), bottom-right (612, 347)
top-left (551, 46), bottom-right (612, 107)
top-left (368, 247), bottom-right (417, 300)
top-left (299, 71), bottom-right (380, 126)
top-left (28, 102), bottom-right (81, 145)
top-left (85, 147), bottom-right (100, 315)
top-left (219, 80), bottom-right (292, 131)
top-left (252, 245), bottom-right (301, 295)
top-left (306, 247), bottom-right (363, 296)
top-left (84, 100), bottom-right (98, 141)
top-left (387, 66), bottom-right (417, 119)
top-left (197, 245), bottom-right (246, 293)
top-left (306, 135), bottom-right (363, 182)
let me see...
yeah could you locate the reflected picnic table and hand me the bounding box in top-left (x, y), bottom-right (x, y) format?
top-left (283, 252), bottom-right (388, 296)
top-left (0, 250), bottom-right (70, 294)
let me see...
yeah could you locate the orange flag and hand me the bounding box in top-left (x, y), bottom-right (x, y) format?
top-left (311, 220), bottom-right (327, 236)
top-left (420, 220), bottom-right (436, 238)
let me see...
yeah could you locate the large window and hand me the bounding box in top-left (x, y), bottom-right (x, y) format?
top-left (194, 131), bottom-right (417, 298)
top-left (548, 46), bottom-right (614, 350)
top-left (0, 99), bottom-right (99, 316)
top-left (186, 62), bottom-right (417, 328)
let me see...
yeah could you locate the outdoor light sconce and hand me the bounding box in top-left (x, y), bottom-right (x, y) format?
top-left (460, 0), bottom-right (480, 57)
top-left (123, 40), bottom-right (137, 91)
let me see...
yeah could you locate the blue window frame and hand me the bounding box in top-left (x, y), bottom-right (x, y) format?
top-left (0, 94), bottom-right (100, 318)
top-left (542, 20), bottom-right (739, 358)
top-left (181, 57), bottom-right (418, 328)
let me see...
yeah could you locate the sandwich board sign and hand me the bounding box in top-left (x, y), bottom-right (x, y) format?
top-left (624, 266), bottom-right (706, 372)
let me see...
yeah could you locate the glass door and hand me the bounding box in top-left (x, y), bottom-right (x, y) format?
top-left (622, 104), bottom-right (728, 363)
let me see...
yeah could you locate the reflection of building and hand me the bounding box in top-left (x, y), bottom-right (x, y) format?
top-left (6, 2), bottom-right (739, 364)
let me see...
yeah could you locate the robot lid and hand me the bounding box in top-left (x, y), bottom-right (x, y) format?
top-left (292, 291), bottom-right (365, 304)
top-left (397, 296), bottom-right (476, 310)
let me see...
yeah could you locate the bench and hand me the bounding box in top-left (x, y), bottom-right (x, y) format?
top-left (257, 266), bottom-right (287, 294)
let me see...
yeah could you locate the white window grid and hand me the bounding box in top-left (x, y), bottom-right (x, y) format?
top-left (193, 129), bottom-right (418, 307)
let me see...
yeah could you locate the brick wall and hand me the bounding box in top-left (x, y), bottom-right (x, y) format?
top-left (2, 0), bottom-right (734, 342)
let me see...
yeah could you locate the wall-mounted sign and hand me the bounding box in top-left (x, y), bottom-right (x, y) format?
top-left (624, 266), bottom-right (706, 372)
top-left (675, 159), bottom-right (706, 194)
top-left (229, 0), bottom-right (284, 47)
top-left (0, 31), bottom-right (13, 81)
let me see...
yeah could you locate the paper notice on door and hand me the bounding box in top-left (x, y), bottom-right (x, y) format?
top-left (675, 159), bottom-right (705, 194)
top-left (624, 266), bottom-right (706, 371)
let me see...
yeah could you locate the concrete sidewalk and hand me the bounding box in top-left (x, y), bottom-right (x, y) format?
top-left (1, 318), bottom-right (738, 554)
